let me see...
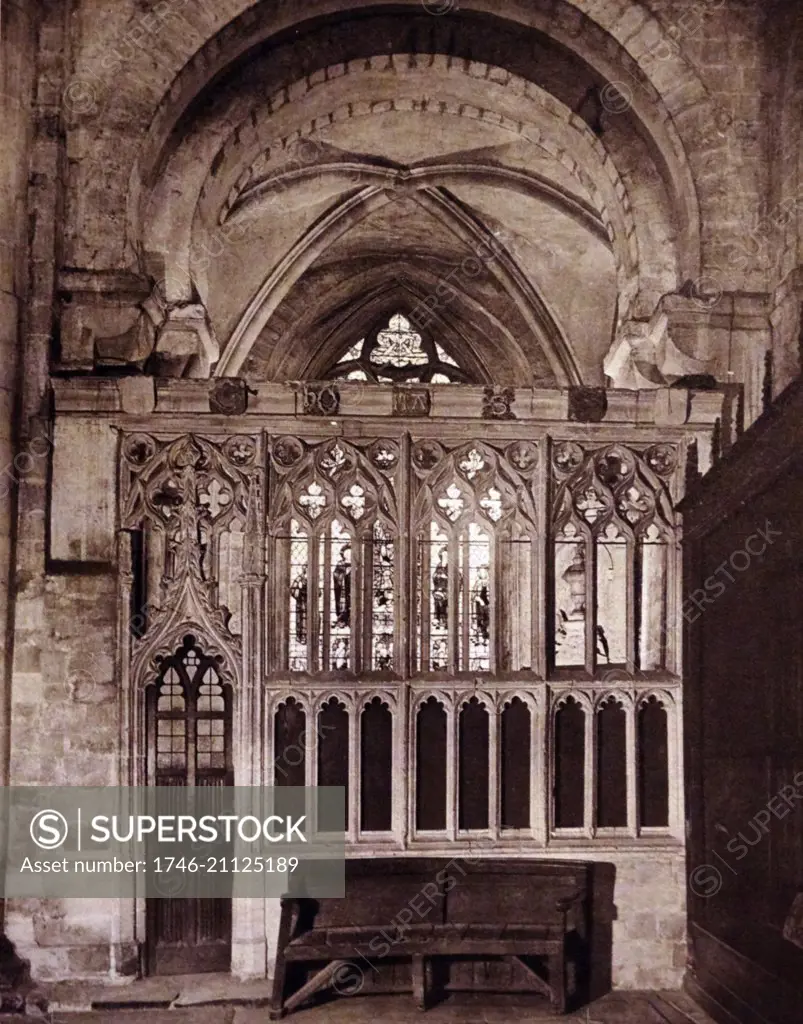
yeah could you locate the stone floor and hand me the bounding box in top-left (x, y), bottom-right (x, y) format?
top-left (0, 989), bottom-right (716, 1024)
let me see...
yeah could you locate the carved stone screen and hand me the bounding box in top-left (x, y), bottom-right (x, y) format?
top-left (121, 430), bottom-right (681, 848)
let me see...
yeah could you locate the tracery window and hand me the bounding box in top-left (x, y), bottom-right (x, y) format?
top-left (551, 442), bottom-right (677, 673)
top-left (120, 427), bottom-right (683, 850)
top-left (326, 312), bottom-right (473, 384)
top-left (147, 635), bottom-right (233, 786)
top-left (412, 440), bottom-right (538, 674)
top-left (270, 437), bottom-right (400, 674)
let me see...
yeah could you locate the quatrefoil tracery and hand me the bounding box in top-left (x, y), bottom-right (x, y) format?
top-left (458, 448), bottom-right (486, 481)
top-left (553, 443), bottom-right (674, 539)
top-left (123, 434), bottom-right (255, 531)
top-left (417, 441), bottom-right (536, 532)
top-left (438, 484), bottom-right (466, 522)
top-left (299, 481), bottom-right (327, 519)
top-left (273, 436), bottom-right (398, 530)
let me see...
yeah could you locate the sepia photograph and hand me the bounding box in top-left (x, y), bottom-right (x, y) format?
top-left (0, 1), bottom-right (801, 1022)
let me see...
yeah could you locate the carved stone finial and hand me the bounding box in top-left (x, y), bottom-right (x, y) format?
top-left (735, 387), bottom-right (745, 439)
top-left (685, 439), bottom-right (700, 492)
top-left (711, 418), bottom-right (722, 464)
top-left (242, 473), bottom-right (264, 578)
top-left (762, 349), bottom-right (774, 413)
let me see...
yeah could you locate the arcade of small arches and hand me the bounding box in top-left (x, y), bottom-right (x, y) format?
top-left (120, 426), bottom-right (684, 851)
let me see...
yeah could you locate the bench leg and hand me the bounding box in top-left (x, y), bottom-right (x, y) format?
top-left (549, 949), bottom-right (567, 1014)
top-left (412, 955), bottom-right (427, 1011)
top-left (269, 956), bottom-right (287, 1020)
top-left (282, 959), bottom-right (350, 1016)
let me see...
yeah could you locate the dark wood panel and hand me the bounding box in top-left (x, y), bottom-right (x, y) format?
top-left (318, 698), bottom-right (349, 830)
top-left (458, 698), bottom-right (490, 831)
top-left (682, 379), bottom-right (803, 1022)
top-left (360, 698), bottom-right (393, 832)
top-left (416, 698), bottom-right (448, 831)
top-left (638, 698), bottom-right (669, 827)
top-left (274, 698), bottom-right (306, 787)
top-left (596, 701), bottom-right (626, 828)
top-left (501, 698), bottom-right (531, 829)
top-left (554, 699), bottom-right (585, 828)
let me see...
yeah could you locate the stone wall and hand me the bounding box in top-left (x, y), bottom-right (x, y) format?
top-left (2, 0), bottom-right (801, 1000)
top-left (0, 0), bottom-right (36, 791)
top-left (5, 850), bottom-right (686, 988)
top-left (5, 568), bottom-right (123, 981)
top-left (10, 572), bottom-right (119, 789)
top-left (46, 0), bottom-right (803, 426)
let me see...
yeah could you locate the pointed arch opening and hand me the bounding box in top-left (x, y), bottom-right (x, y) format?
top-left (325, 311), bottom-right (474, 385)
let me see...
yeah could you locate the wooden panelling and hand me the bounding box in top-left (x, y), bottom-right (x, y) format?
top-left (681, 381), bottom-right (803, 1022)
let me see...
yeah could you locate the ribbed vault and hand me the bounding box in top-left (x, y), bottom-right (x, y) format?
top-left (94, 1), bottom-right (712, 385)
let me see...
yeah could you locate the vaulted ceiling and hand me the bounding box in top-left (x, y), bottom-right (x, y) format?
top-left (104, 3), bottom-right (713, 385)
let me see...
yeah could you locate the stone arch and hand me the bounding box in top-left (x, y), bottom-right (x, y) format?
top-left (219, 183), bottom-right (580, 385)
top-left (253, 273), bottom-right (536, 387)
top-left (65, 1), bottom-right (706, 287)
top-left (130, 8), bottom-right (700, 310)
top-left (146, 51), bottom-right (645, 313)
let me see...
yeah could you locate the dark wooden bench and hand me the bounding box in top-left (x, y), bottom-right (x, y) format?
top-left (270, 858), bottom-right (589, 1017)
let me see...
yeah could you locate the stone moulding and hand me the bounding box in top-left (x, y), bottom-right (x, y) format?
top-left (483, 386), bottom-right (516, 420)
top-left (392, 386), bottom-right (431, 417)
top-left (209, 378), bottom-right (250, 415)
top-left (50, 378), bottom-right (728, 430)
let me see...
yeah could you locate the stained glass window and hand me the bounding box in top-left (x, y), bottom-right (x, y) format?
top-left (461, 523), bottom-right (491, 672)
top-left (411, 443), bottom-right (537, 675)
top-left (554, 524), bottom-right (587, 668)
top-left (150, 638), bottom-right (232, 785)
top-left (639, 523), bottom-right (668, 670)
top-left (372, 313), bottom-right (429, 366)
top-left (277, 437), bottom-right (400, 676)
top-left (288, 519), bottom-right (309, 672)
top-left (551, 443), bottom-right (673, 671)
top-left (324, 519), bottom-right (352, 671)
top-left (596, 522), bottom-right (627, 665)
top-left (286, 514), bottom-right (397, 675)
top-left (416, 521), bottom-right (494, 673)
top-left (370, 522), bottom-right (394, 671)
top-left (327, 312), bottom-right (472, 384)
top-left (417, 522), bottom-right (451, 672)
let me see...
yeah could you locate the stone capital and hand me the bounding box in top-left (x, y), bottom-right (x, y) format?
top-left (152, 301), bottom-right (219, 378)
top-left (57, 270), bottom-right (153, 371)
top-left (56, 270), bottom-right (218, 376)
top-left (607, 290), bottom-right (774, 390)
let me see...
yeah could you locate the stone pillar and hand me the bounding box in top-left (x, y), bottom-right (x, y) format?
top-left (0, 0), bottom-right (38, 1000)
top-left (232, 473), bottom-right (268, 978)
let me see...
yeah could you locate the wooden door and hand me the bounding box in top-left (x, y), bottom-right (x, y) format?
top-left (146, 636), bottom-right (233, 975)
